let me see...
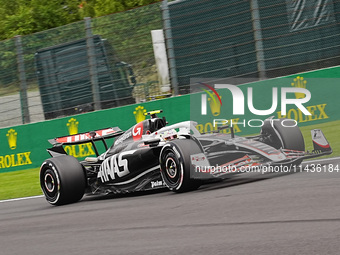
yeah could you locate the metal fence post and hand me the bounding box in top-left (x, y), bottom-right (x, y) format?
top-left (85, 17), bottom-right (101, 110)
top-left (15, 35), bottom-right (30, 124)
top-left (250, 0), bottom-right (266, 79)
top-left (161, 0), bottom-right (179, 95)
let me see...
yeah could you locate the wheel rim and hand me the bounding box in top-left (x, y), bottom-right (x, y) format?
top-left (44, 173), bottom-right (55, 192)
top-left (161, 150), bottom-right (182, 188)
top-left (41, 167), bottom-right (60, 204)
top-left (165, 157), bottom-right (177, 179)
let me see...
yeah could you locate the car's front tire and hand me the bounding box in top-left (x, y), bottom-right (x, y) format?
top-left (261, 118), bottom-right (305, 165)
top-left (40, 155), bottom-right (86, 205)
top-left (159, 139), bottom-right (202, 193)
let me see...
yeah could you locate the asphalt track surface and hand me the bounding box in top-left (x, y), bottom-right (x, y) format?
top-left (1, 158), bottom-right (340, 255)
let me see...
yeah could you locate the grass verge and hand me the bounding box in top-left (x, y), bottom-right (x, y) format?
top-left (0, 120), bottom-right (339, 201)
top-left (0, 167), bottom-right (42, 201)
top-left (299, 120), bottom-right (340, 159)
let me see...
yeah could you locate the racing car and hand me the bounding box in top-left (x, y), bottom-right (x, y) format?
top-left (40, 110), bottom-right (332, 205)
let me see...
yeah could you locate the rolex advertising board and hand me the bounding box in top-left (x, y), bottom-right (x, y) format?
top-left (0, 95), bottom-right (190, 173)
top-left (1, 67), bottom-right (340, 173)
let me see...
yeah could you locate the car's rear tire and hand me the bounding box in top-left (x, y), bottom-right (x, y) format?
top-left (40, 155), bottom-right (86, 205)
top-left (160, 139), bottom-right (202, 193)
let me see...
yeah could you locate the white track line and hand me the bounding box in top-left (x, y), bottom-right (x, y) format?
top-left (1, 157), bottom-right (339, 203)
top-left (0, 195), bottom-right (44, 203)
top-left (304, 156), bottom-right (340, 164)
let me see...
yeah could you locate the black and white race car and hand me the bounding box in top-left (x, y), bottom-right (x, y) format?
top-left (40, 110), bottom-right (332, 205)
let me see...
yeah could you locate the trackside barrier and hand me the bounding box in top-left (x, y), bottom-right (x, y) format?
top-left (0, 95), bottom-right (190, 173)
top-left (1, 66), bottom-right (340, 173)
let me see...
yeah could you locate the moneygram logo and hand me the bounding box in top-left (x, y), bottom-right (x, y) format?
top-left (201, 84), bottom-right (311, 116)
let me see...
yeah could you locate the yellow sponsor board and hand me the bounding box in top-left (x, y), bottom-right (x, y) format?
top-left (196, 118), bottom-right (243, 134)
top-left (277, 103), bottom-right (328, 123)
top-left (64, 144), bottom-right (95, 158)
top-left (133, 105), bottom-right (147, 123)
top-left (67, 118), bottom-right (79, 135)
top-left (0, 152), bottom-right (32, 169)
top-left (0, 129), bottom-right (33, 169)
top-left (279, 77), bottom-right (329, 123)
top-left (64, 118), bottom-right (96, 158)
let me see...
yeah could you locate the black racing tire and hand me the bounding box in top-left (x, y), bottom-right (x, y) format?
top-left (261, 118), bottom-right (305, 165)
top-left (159, 139), bottom-right (202, 193)
top-left (40, 155), bottom-right (86, 205)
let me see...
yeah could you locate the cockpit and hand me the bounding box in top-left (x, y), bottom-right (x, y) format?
top-left (145, 117), bottom-right (167, 133)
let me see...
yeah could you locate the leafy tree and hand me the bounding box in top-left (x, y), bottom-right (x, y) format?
top-left (0, 0), bottom-right (161, 40)
top-left (0, 0), bottom-right (162, 87)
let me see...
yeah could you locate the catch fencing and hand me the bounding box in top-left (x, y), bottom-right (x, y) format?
top-left (1, 0), bottom-right (340, 128)
top-left (165, 0), bottom-right (340, 93)
top-left (0, 3), bottom-right (163, 127)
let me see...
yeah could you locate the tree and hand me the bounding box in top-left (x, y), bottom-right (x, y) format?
top-left (0, 0), bottom-right (161, 40)
top-left (0, 0), bottom-right (162, 88)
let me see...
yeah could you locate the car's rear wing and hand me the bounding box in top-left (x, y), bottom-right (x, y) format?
top-left (49, 127), bottom-right (123, 145)
top-left (47, 127), bottom-right (124, 157)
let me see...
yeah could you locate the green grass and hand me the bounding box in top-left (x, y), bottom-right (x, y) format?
top-left (0, 120), bottom-right (339, 201)
top-left (0, 168), bottom-right (42, 201)
top-left (299, 120), bottom-right (340, 159)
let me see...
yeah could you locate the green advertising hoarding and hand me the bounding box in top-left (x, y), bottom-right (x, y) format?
top-left (0, 96), bottom-right (191, 173)
top-left (1, 66), bottom-right (340, 173)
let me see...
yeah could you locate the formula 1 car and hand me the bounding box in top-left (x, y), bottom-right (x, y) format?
top-left (40, 110), bottom-right (332, 205)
